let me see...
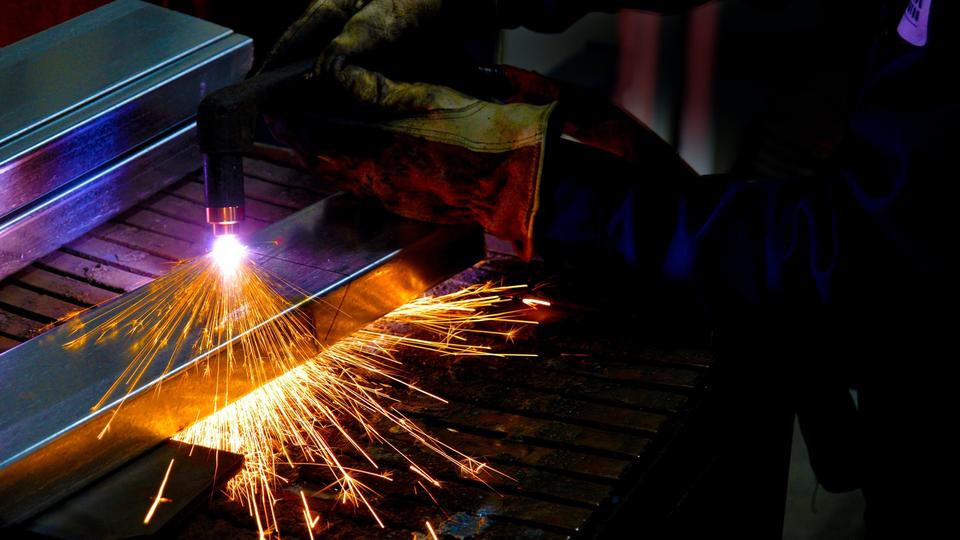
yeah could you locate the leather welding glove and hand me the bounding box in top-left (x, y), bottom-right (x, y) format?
top-left (265, 63), bottom-right (693, 261)
top-left (266, 65), bottom-right (557, 260)
top-left (260, 1), bottom-right (698, 259)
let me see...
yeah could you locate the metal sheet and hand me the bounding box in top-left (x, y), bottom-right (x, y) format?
top-left (0, 193), bottom-right (483, 524)
top-left (0, 0), bottom-right (252, 222)
top-left (22, 441), bottom-right (243, 539)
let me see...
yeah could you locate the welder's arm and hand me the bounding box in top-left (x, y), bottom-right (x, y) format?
top-left (536, 153), bottom-right (843, 305)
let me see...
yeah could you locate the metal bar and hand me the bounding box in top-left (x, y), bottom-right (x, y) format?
top-left (0, 32), bottom-right (251, 218)
top-left (0, 0), bottom-right (253, 280)
top-left (12, 266), bottom-right (118, 306)
top-left (36, 250), bottom-right (152, 294)
top-left (0, 193), bottom-right (483, 524)
top-left (0, 121), bottom-right (201, 281)
top-left (0, 0), bottom-right (234, 148)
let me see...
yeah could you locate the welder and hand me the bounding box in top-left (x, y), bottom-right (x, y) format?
top-left (257, 1), bottom-right (954, 536)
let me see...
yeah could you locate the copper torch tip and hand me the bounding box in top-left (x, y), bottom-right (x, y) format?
top-left (206, 206), bottom-right (244, 236)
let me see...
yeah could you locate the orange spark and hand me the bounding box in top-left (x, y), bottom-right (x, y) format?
top-left (67, 236), bottom-right (537, 537)
top-left (64, 242), bottom-right (315, 412)
top-left (522, 297), bottom-right (551, 308)
top-left (172, 282), bottom-right (533, 537)
top-left (426, 520), bottom-right (439, 540)
top-left (300, 490), bottom-right (320, 540)
top-left (144, 458), bottom-right (174, 525)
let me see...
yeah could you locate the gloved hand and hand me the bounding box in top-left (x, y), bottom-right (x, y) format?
top-left (265, 63), bottom-right (695, 261)
top-left (258, 0), bottom-right (357, 72)
top-left (260, 1), bottom-right (697, 259)
top-left (266, 66), bottom-right (558, 260)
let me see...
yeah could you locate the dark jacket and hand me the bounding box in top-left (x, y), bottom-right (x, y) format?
top-left (535, 1), bottom-right (954, 534)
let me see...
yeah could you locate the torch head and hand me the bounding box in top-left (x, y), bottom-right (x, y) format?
top-left (203, 153), bottom-right (245, 236)
top-left (206, 206), bottom-right (243, 236)
top-left (198, 81), bottom-right (251, 238)
top-left (198, 58), bottom-right (315, 238)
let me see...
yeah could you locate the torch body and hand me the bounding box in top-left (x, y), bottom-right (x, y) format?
top-left (197, 59), bottom-right (314, 236)
top-left (203, 153), bottom-right (245, 236)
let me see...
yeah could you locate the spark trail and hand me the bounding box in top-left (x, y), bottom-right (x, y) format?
top-left (64, 239), bottom-right (543, 537)
top-left (174, 282), bottom-right (538, 537)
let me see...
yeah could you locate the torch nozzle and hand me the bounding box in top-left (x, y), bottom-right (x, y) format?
top-left (206, 205), bottom-right (244, 237)
top-left (198, 61), bottom-right (316, 241)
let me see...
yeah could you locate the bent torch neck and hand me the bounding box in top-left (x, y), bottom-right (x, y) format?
top-left (203, 153), bottom-right (245, 236)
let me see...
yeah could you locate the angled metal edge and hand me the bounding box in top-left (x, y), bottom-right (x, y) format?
top-left (0, 0), bottom-right (233, 147)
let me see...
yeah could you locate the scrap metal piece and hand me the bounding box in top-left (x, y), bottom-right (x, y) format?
top-left (0, 193), bottom-right (483, 524)
top-left (0, 0), bottom-right (253, 280)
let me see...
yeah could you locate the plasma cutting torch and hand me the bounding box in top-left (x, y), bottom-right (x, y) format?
top-left (197, 59), bottom-right (315, 236)
top-left (196, 59), bottom-right (520, 238)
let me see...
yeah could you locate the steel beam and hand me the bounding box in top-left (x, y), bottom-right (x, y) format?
top-left (0, 193), bottom-right (483, 524)
top-left (0, 121), bottom-right (200, 280)
top-left (0, 0), bottom-right (253, 280)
